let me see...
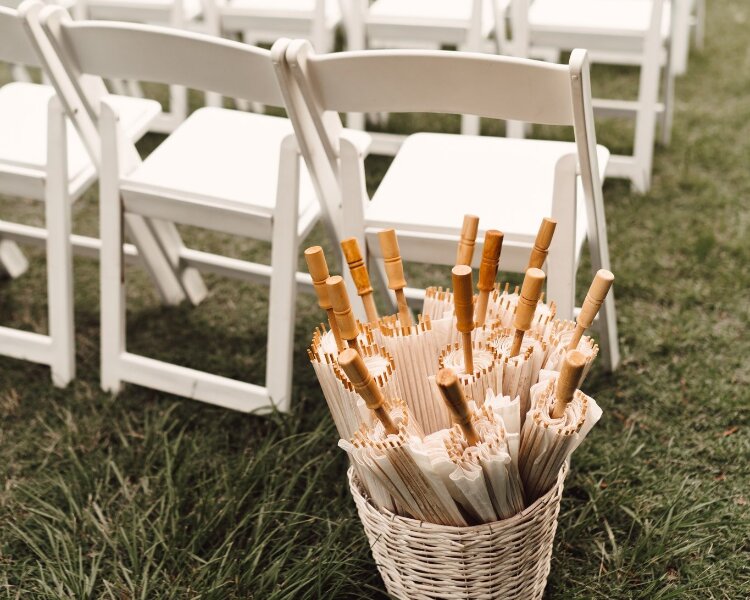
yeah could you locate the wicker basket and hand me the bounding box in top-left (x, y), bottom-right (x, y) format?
top-left (348, 466), bottom-right (566, 600)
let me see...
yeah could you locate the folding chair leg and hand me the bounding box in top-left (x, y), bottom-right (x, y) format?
top-left (461, 114), bottom-right (481, 136)
top-left (694, 0), bottom-right (705, 50)
top-left (168, 84), bottom-right (188, 123)
top-left (659, 50), bottom-right (675, 146)
top-left (0, 237), bottom-right (29, 278)
top-left (597, 291), bottom-right (620, 371)
top-left (547, 155), bottom-right (578, 321)
top-left (46, 98), bottom-right (75, 387)
top-left (266, 137), bottom-right (301, 412)
top-left (144, 218), bottom-right (208, 306)
top-left (100, 103), bottom-right (127, 393)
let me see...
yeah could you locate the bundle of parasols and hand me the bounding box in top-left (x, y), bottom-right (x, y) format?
top-left (306, 215), bottom-right (613, 527)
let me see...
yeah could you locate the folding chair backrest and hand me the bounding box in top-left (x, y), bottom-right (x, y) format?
top-left (43, 12), bottom-right (284, 107)
top-left (0, 5), bottom-right (40, 66)
top-left (20, 1), bottom-right (284, 164)
top-left (281, 40), bottom-right (603, 210)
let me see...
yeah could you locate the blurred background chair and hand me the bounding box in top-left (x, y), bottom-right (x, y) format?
top-left (345, 0), bottom-right (503, 149)
top-left (504, 0), bottom-right (673, 193)
top-left (202, 0), bottom-right (344, 109)
top-left (0, 3), bottom-right (163, 385)
top-left (276, 40), bottom-right (620, 369)
top-left (32, 5), bottom-right (348, 411)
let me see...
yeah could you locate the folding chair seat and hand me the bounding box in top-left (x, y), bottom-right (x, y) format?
top-left (0, 3), bottom-right (163, 386)
top-left (30, 5), bottom-right (342, 412)
top-left (507, 0), bottom-right (674, 193)
top-left (365, 132), bottom-right (608, 267)
top-left (120, 106), bottom-right (321, 239)
top-left (275, 40), bottom-right (620, 370)
top-left (79, 0), bottom-right (202, 23)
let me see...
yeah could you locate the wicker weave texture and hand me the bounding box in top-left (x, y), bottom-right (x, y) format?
top-left (348, 467), bottom-right (565, 600)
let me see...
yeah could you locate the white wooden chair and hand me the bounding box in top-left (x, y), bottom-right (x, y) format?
top-left (202, 0), bottom-right (343, 109)
top-left (34, 7), bottom-right (350, 411)
top-left (345, 0), bottom-right (502, 147)
top-left (671, 0), bottom-right (704, 75)
top-left (72, 0), bottom-right (203, 133)
top-left (505, 0), bottom-right (673, 193)
top-left (274, 40), bottom-right (620, 369)
top-left (0, 3), bottom-right (175, 385)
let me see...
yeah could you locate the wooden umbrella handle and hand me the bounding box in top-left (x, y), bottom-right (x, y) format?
top-left (456, 214), bottom-right (480, 266)
top-left (475, 230), bottom-right (503, 326)
top-left (437, 368), bottom-right (480, 446)
top-left (341, 237), bottom-right (379, 324)
top-left (452, 265), bottom-right (475, 373)
top-left (551, 350), bottom-right (587, 418)
top-left (338, 348), bottom-right (398, 435)
top-left (304, 246), bottom-right (344, 351)
top-left (527, 217), bottom-right (557, 269)
top-left (377, 229), bottom-right (411, 326)
top-left (327, 275), bottom-right (360, 351)
top-left (568, 269), bottom-right (615, 350)
top-left (510, 268), bottom-right (546, 357)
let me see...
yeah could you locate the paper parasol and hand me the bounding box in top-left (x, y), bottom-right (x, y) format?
top-left (527, 217), bottom-right (557, 270)
top-left (455, 214), bottom-right (480, 266)
top-left (338, 349), bottom-right (463, 525)
top-left (435, 370), bottom-right (526, 521)
top-left (309, 332), bottom-right (399, 440)
top-left (519, 350), bottom-right (602, 502)
top-left (379, 314), bottom-right (452, 435)
top-left (543, 270), bottom-right (614, 379)
top-left (378, 229), bottom-right (412, 327)
top-left (305, 246), bottom-right (345, 352)
top-left (341, 237), bottom-right (379, 325)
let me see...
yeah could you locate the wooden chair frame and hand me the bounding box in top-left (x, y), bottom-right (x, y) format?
top-left (35, 8), bottom-right (331, 411)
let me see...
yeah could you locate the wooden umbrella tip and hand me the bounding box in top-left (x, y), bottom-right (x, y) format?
top-left (565, 349), bottom-right (587, 369)
top-left (304, 245), bottom-right (323, 257)
top-left (337, 347), bottom-right (359, 369)
top-left (451, 264), bottom-right (472, 277)
top-left (436, 367), bottom-right (459, 388)
top-left (341, 237), bottom-right (362, 261)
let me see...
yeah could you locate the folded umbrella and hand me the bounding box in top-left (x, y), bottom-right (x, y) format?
top-left (519, 350), bottom-right (603, 502)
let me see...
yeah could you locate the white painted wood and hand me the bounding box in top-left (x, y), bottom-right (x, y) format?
top-left (0, 327), bottom-right (53, 364)
top-left (202, 0), bottom-right (341, 108)
top-left (44, 95), bottom-right (76, 386)
top-left (0, 237), bottom-right (29, 278)
top-left (505, 0), bottom-right (672, 193)
top-left (31, 17), bottom-right (333, 411)
top-left (74, 0), bottom-right (202, 133)
top-left (279, 41), bottom-right (620, 370)
top-left (347, 0), bottom-right (498, 146)
top-left (118, 352), bottom-right (275, 413)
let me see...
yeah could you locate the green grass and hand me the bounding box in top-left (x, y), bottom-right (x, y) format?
top-left (1, 1), bottom-right (750, 597)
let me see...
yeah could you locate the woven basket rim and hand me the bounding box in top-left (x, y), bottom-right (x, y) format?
top-left (348, 463), bottom-right (566, 534)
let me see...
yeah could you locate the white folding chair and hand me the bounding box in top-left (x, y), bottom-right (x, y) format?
top-left (0, 3), bottom-right (172, 385)
top-left (506, 0), bottom-right (673, 193)
top-left (202, 0), bottom-right (343, 109)
top-left (72, 0), bottom-right (203, 133)
top-left (346, 0), bottom-right (500, 146)
top-left (274, 40), bottom-right (620, 370)
top-left (671, 0), bottom-right (704, 75)
top-left (35, 7), bottom-right (347, 411)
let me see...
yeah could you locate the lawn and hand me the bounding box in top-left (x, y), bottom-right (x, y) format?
top-left (1, 0), bottom-right (749, 598)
